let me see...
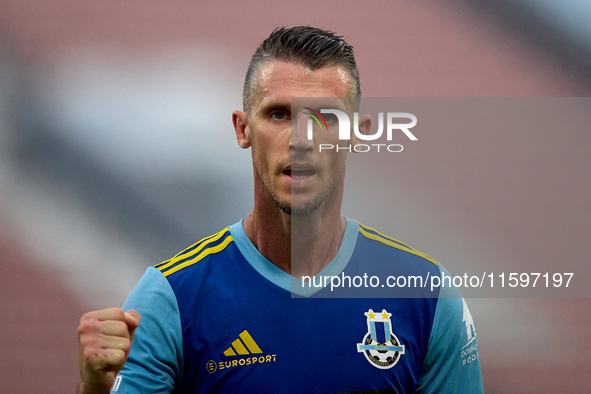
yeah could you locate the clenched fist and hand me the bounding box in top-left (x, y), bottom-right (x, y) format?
top-left (77, 308), bottom-right (141, 394)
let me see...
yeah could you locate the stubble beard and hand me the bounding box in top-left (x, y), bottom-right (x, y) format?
top-left (256, 163), bottom-right (345, 217)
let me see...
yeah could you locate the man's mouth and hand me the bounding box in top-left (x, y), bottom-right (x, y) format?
top-left (284, 166), bottom-right (316, 179)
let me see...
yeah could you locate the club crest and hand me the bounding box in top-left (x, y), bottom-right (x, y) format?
top-left (357, 309), bottom-right (405, 369)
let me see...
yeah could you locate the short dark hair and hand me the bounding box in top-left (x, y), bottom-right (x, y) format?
top-left (243, 26), bottom-right (361, 113)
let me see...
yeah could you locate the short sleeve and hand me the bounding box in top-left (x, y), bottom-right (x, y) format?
top-left (110, 267), bottom-right (183, 393)
top-left (416, 265), bottom-right (484, 393)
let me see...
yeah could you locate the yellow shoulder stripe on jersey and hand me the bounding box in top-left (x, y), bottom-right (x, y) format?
top-left (157, 228), bottom-right (230, 272)
top-left (154, 230), bottom-right (224, 269)
top-left (162, 234), bottom-right (234, 277)
top-left (154, 259), bottom-right (171, 269)
top-left (358, 224), bottom-right (438, 266)
top-left (155, 230), bottom-right (221, 268)
top-left (359, 223), bottom-right (415, 250)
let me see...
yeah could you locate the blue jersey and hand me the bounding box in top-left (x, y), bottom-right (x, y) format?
top-left (111, 218), bottom-right (483, 393)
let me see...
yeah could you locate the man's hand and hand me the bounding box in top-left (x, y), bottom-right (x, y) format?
top-left (77, 308), bottom-right (141, 394)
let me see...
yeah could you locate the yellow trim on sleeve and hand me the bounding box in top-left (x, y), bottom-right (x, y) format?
top-left (162, 235), bottom-right (234, 277)
top-left (157, 228), bottom-right (230, 272)
top-left (359, 223), bottom-right (415, 250)
top-left (171, 231), bottom-right (221, 260)
top-left (358, 225), bottom-right (438, 267)
top-left (154, 259), bottom-right (171, 268)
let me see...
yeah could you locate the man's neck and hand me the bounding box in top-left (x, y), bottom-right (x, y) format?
top-left (242, 194), bottom-right (347, 279)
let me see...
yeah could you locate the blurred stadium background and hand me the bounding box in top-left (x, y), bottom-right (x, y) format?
top-left (0, 0), bottom-right (590, 392)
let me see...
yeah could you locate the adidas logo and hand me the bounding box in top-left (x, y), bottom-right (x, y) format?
top-left (224, 330), bottom-right (262, 356)
top-left (207, 330), bottom-right (276, 373)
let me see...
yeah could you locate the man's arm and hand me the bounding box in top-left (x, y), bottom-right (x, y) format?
top-left (416, 265), bottom-right (484, 393)
top-left (77, 308), bottom-right (141, 394)
top-left (77, 266), bottom-right (183, 394)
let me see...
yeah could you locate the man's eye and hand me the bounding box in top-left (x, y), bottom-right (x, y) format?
top-left (271, 111), bottom-right (288, 120)
top-left (322, 114), bottom-right (336, 122)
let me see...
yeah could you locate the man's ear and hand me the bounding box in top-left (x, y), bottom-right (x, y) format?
top-left (351, 114), bottom-right (372, 148)
top-left (233, 110), bottom-right (251, 149)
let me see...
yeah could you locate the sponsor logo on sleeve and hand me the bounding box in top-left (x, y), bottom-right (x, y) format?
top-left (460, 299), bottom-right (479, 366)
top-left (110, 374), bottom-right (122, 392)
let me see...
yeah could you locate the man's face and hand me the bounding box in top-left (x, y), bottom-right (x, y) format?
top-left (237, 61), bottom-right (354, 216)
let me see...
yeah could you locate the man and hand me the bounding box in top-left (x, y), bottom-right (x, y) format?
top-left (77, 26), bottom-right (483, 393)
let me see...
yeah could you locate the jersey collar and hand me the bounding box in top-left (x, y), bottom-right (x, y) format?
top-left (229, 217), bottom-right (359, 297)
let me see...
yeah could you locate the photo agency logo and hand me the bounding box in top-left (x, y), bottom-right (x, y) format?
top-left (302, 107), bottom-right (418, 153)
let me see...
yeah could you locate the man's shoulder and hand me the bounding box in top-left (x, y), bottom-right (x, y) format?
top-left (154, 226), bottom-right (238, 279)
top-left (355, 222), bottom-right (439, 268)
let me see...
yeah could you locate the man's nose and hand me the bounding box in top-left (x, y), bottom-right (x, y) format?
top-left (291, 114), bottom-right (314, 151)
